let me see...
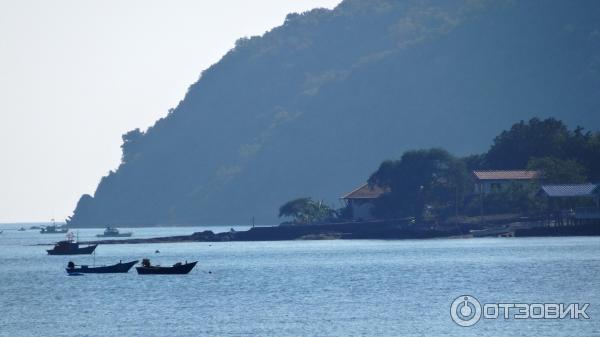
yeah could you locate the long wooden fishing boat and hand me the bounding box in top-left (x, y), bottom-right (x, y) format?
top-left (66, 260), bottom-right (138, 274)
top-left (135, 259), bottom-right (197, 275)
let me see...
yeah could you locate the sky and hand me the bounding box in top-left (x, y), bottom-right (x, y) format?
top-left (0, 0), bottom-right (342, 223)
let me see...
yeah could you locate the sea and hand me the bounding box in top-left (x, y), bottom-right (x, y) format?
top-left (0, 223), bottom-right (598, 337)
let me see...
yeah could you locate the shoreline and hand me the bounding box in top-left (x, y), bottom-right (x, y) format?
top-left (71, 222), bottom-right (600, 245)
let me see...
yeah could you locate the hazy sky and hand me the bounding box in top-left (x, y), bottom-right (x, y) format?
top-left (0, 0), bottom-right (342, 223)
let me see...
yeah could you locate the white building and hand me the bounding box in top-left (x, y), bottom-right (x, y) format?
top-left (341, 183), bottom-right (388, 220)
top-left (473, 170), bottom-right (541, 194)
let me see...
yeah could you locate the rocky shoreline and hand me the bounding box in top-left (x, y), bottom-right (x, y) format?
top-left (74, 220), bottom-right (600, 246)
top-left (79, 221), bottom-right (461, 245)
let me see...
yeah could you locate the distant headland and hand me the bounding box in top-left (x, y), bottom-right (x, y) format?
top-left (65, 0), bottom-right (600, 228)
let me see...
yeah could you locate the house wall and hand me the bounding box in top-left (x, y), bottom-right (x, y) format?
top-left (349, 199), bottom-right (376, 220)
top-left (476, 180), bottom-right (532, 194)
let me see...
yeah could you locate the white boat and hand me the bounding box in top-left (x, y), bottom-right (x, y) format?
top-left (40, 224), bottom-right (68, 234)
top-left (96, 226), bottom-right (133, 238)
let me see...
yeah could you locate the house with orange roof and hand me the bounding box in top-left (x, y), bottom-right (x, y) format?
top-left (473, 170), bottom-right (541, 195)
top-left (340, 183), bottom-right (389, 220)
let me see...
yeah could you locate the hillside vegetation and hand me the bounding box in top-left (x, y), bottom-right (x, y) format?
top-left (68, 0), bottom-right (600, 226)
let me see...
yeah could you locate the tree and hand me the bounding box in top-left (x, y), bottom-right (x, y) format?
top-left (278, 198), bottom-right (335, 224)
top-left (483, 118), bottom-right (600, 181)
top-left (467, 182), bottom-right (544, 215)
top-left (121, 128), bottom-right (144, 164)
top-left (527, 157), bottom-right (588, 184)
top-left (368, 148), bottom-right (472, 220)
top-left (484, 118), bottom-right (570, 169)
top-left (461, 153), bottom-right (485, 171)
top-left (567, 128), bottom-right (600, 181)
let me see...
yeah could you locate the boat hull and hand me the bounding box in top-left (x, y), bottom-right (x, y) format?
top-left (136, 261), bottom-right (197, 275)
top-left (66, 260), bottom-right (138, 274)
top-left (41, 230), bottom-right (68, 234)
top-left (47, 244), bottom-right (98, 255)
top-left (95, 233), bottom-right (133, 238)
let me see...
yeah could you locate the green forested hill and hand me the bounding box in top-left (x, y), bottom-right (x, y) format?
top-left (68, 0), bottom-right (600, 226)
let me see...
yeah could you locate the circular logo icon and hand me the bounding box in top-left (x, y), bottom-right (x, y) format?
top-left (450, 295), bottom-right (482, 327)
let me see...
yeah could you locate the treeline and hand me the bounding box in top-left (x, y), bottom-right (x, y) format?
top-left (280, 118), bottom-right (600, 224)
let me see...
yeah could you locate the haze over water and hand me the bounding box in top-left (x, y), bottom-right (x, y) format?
top-left (0, 225), bottom-right (598, 337)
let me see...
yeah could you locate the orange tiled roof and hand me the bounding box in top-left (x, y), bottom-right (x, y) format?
top-left (473, 170), bottom-right (541, 181)
top-left (341, 183), bottom-right (388, 199)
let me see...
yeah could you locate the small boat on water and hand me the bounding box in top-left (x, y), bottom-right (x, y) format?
top-left (47, 234), bottom-right (98, 255)
top-left (136, 259), bottom-right (197, 275)
top-left (66, 260), bottom-right (138, 274)
top-left (17, 227), bottom-right (26, 231)
top-left (40, 224), bottom-right (68, 234)
top-left (95, 226), bottom-right (132, 238)
top-left (48, 241), bottom-right (98, 255)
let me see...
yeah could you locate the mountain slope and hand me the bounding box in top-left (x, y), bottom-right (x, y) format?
top-left (68, 0), bottom-right (600, 226)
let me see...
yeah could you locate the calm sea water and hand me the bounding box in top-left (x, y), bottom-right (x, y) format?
top-left (0, 224), bottom-right (598, 337)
